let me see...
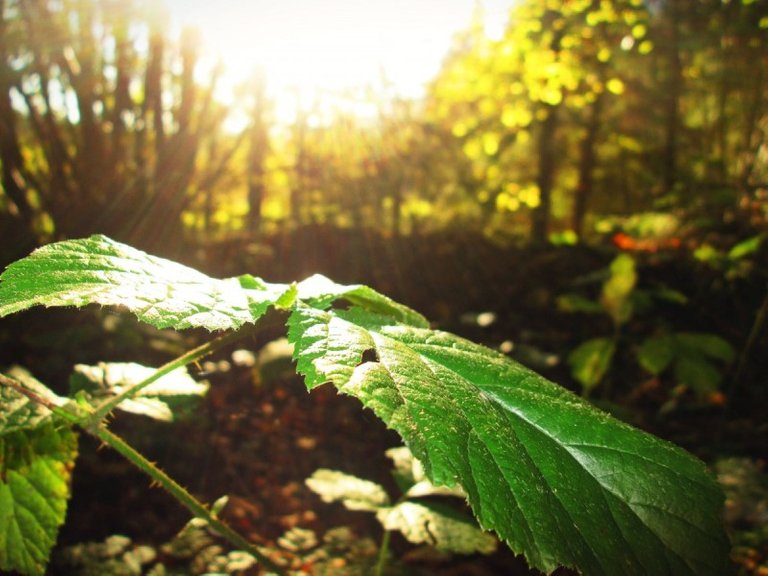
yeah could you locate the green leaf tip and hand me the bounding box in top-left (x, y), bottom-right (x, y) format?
top-left (288, 305), bottom-right (731, 576)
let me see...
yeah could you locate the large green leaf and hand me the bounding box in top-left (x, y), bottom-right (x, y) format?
top-left (0, 235), bottom-right (425, 331)
top-left (0, 235), bottom-right (289, 331)
top-left (295, 274), bottom-right (428, 328)
top-left (288, 305), bottom-right (730, 576)
top-left (0, 372), bottom-right (78, 576)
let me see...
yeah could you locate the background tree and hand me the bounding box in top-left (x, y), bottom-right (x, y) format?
top-left (0, 0), bottom-right (247, 255)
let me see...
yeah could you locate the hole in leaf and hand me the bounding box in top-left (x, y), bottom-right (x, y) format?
top-left (359, 348), bottom-right (380, 365)
top-left (331, 298), bottom-right (353, 310)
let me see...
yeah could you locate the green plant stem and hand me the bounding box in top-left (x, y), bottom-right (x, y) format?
top-left (730, 288), bottom-right (768, 399)
top-left (374, 529), bottom-right (392, 576)
top-left (89, 324), bottom-right (259, 425)
top-left (0, 372), bottom-right (86, 425)
top-left (1, 365), bottom-right (289, 574)
top-left (92, 425), bottom-right (286, 574)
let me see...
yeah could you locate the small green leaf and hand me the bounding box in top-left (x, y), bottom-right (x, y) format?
top-left (0, 426), bottom-right (78, 576)
top-left (69, 362), bottom-right (208, 422)
top-left (650, 286), bottom-right (689, 305)
top-left (674, 356), bottom-right (723, 397)
top-left (386, 446), bottom-right (423, 493)
top-left (727, 234), bottom-right (763, 260)
top-left (0, 235), bottom-right (291, 331)
top-left (600, 254), bottom-right (637, 326)
top-left (305, 469), bottom-right (390, 512)
top-left (376, 501), bottom-right (497, 555)
top-left (289, 305), bottom-right (730, 575)
top-left (676, 333), bottom-right (735, 364)
top-left (556, 294), bottom-right (604, 314)
top-left (638, 335), bottom-right (676, 375)
top-left (567, 337), bottom-right (617, 393)
top-left (0, 367), bottom-right (67, 435)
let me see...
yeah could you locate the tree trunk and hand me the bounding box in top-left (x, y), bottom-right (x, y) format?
top-left (662, 0), bottom-right (683, 195)
top-left (531, 103), bottom-right (560, 244)
top-left (0, 0), bottom-right (34, 227)
top-left (247, 75), bottom-right (269, 234)
top-left (530, 15), bottom-right (564, 245)
top-left (572, 88), bottom-right (605, 238)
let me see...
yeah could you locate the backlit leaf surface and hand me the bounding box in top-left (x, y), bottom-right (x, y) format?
top-left (0, 235), bottom-right (424, 331)
top-left (288, 305), bottom-right (730, 576)
top-left (0, 379), bottom-right (78, 576)
top-left (376, 501), bottom-right (498, 554)
top-left (0, 235), bottom-right (289, 331)
top-left (69, 362), bottom-right (209, 422)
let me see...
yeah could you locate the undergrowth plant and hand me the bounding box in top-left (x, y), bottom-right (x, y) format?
top-left (558, 252), bottom-right (735, 403)
top-left (306, 446), bottom-right (497, 575)
top-left (0, 235), bottom-right (731, 575)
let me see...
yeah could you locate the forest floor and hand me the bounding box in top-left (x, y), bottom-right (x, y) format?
top-left (2, 227), bottom-right (766, 575)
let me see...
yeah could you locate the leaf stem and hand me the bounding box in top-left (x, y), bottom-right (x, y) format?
top-left (0, 371), bottom-right (286, 573)
top-left (92, 425), bottom-right (286, 574)
top-left (374, 529), bottom-right (392, 576)
top-left (0, 372), bottom-right (85, 425)
top-left (729, 288), bottom-right (768, 400)
top-left (88, 324), bottom-right (258, 425)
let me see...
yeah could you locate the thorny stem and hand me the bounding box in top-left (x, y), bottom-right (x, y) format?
top-left (0, 315), bottom-right (292, 574)
top-left (88, 324), bottom-right (260, 425)
top-left (93, 425), bottom-right (286, 574)
top-left (0, 372), bottom-right (84, 425)
top-left (0, 370), bottom-right (287, 574)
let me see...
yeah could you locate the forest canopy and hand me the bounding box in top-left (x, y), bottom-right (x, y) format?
top-left (0, 0), bottom-right (766, 258)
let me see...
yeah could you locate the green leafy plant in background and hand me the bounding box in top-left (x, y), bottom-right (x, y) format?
top-left (0, 235), bottom-right (732, 575)
top-left (694, 234), bottom-right (765, 282)
top-left (558, 253), bottom-right (639, 395)
top-left (638, 331), bottom-right (735, 408)
top-left (559, 252), bottom-right (735, 403)
top-left (306, 446), bottom-right (497, 575)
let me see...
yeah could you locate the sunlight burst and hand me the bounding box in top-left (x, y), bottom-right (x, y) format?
top-left (163, 0), bottom-right (511, 122)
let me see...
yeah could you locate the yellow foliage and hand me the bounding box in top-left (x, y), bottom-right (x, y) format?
top-left (482, 132), bottom-right (501, 156)
top-left (541, 85), bottom-right (563, 106)
top-left (520, 185), bottom-right (540, 208)
top-left (496, 191), bottom-right (521, 212)
top-left (501, 106), bottom-right (532, 128)
top-left (479, 98), bottom-right (497, 116)
top-left (632, 24), bottom-right (646, 39)
top-left (463, 138), bottom-right (483, 160)
top-left (452, 122), bottom-right (469, 138)
top-left (606, 78), bottom-right (625, 95)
